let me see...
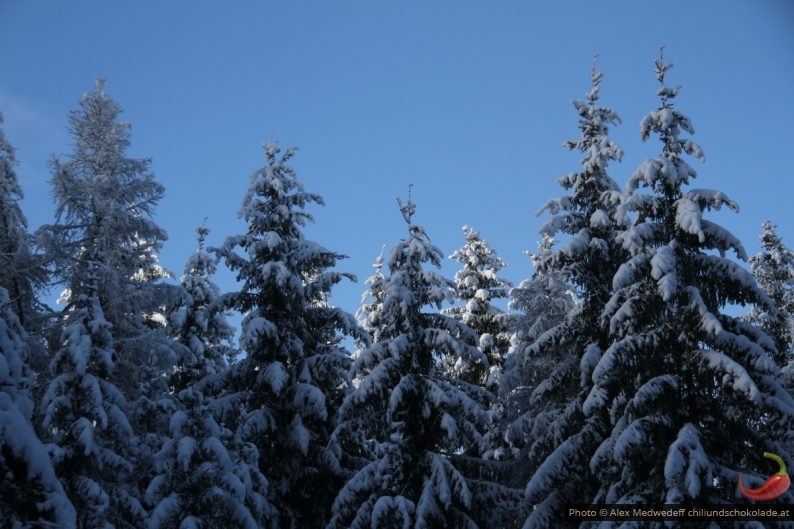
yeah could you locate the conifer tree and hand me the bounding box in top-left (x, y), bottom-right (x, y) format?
top-left (502, 235), bottom-right (576, 393)
top-left (0, 113), bottom-right (46, 331)
top-left (145, 383), bottom-right (275, 529)
top-left (0, 112), bottom-right (51, 438)
top-left (41, 256), bottom-right (146, 528)
top-left (143, 226), bottom-right (271, 529)
top-left (528, 50), bottom-right (794, 527)
top-left (169, 225), bottom-right (233, 392)
top-left (536, 60), bottom-right (625, 321)
top-left (327, 191), bottom-right (492, 529)
top-left (499, 235), bottom-right (576, 452)
top-left (1, 287), bottom-right (76, 528)
top-left (445, 226), bottom-right (511, 386)
top-left (513, 61), bottom-right (626, 513)
top-left (214, 143), bottom-right (361, 529)
top-left (356, 246), bottom-right (386, 346)
top-left (37, 79), bottom-right (174, 402)
top-left (747, 220), bottom-right (794, 364)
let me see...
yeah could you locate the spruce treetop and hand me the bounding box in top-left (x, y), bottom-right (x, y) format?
top-left (539, 57), bottom-right (623, 232)
top-left (446, 225), bottom-right (511, 383)
top-left (215, 142), bottom-right (360, 528)
top-left (536, 59), bottom-right (624, 318)
top-left (748, 220), bottom-right (794, 362)
top-left (564, 57), bottom-right (624, 177)
top-left (356, 245), bottom-right (386, 345)
top-left (627, 47), bottom-right (705, 199)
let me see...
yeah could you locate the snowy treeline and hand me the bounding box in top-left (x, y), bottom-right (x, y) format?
top-left (2, 53), bottom-right (794, 529)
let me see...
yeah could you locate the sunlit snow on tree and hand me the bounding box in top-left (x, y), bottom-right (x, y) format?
top-left (445, 225), bottom-right (512, 387)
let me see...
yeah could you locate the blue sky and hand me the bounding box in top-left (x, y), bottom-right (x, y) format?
top-left (1, 1), bottom-right (793, 317)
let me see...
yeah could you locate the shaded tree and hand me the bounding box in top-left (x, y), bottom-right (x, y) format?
top-left (499, 235), bottom-right (576, 453)
top-left (0, 113), bottom-right (46, 331)
top-left (144, 228), bottom-right (269, 529)
top-left (328, 192), bottom-right (491, 529)
top-left (214, 143), bottom-right (361, 529)
top-left (1, 287), bottom-right (76, 528)
top-left (41, 257), bottom-right (145, 528)
top-left (747, 220), bottom-right (794, 365)
top-left (514, 61), bottom-right (626, 522)
top-left (169, 225), bottom-right (233, 393)
top-left (37, 79), bottom-right (174, 403)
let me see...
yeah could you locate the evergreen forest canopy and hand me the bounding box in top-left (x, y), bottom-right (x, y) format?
top-left (1, 51), bottom-right (794, 529)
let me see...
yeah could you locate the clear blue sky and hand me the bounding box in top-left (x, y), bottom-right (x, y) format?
top-left (1, 1), bottom-right (793, 317)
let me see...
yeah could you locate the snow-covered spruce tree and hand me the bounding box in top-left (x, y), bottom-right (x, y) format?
top-left (327, 193), bottom-right (497, 529)
top-left (142, 226), bottom-right (272, 529)
top-left (36, 78), bottom-right (175, 403)
top-left (1, 287), bottom-right (76, 528)
top-left (747, 220), bottom-right (794, 365)
top-left (214, 143), bottom-right (361, 529)
top-left (534, 51), bottom-right (794, 525)
top-left (0, 113), bottom-right (46, 331)
top-left (41, 256), bottom-right (146, 528)
top-left (502, 234), bottom-right (576, 393)
top-left (444, 226), bottom-right (511, 387)
top-left (510, 62), bottom-right (626, 510)
top-left (0, 112), bottom-right (51, 435)
top-left (168, 225), bottom-right (233, 393)
top-left (499, 235), bottom-right (576, 451)
top-left (145, 383), bottom-right (276, 529)
top-left (356, 246), bottom-right (386, 346)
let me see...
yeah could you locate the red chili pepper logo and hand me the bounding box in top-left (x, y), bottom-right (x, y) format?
top-left (738, 452), bottom-right (790, 502)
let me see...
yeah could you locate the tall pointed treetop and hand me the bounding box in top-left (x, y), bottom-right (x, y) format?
top-left (215, 142), bottom-right (361, 528)
top-left (41, 78), bottom-right (169, 337)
